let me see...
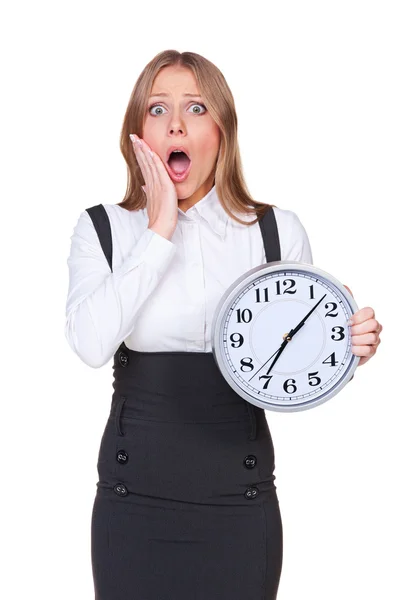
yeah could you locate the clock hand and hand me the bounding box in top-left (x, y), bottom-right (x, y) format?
top-left (248, 345), bottom-right (284, 381)
top-left (249, 292), bottom-right (328, 381)
top-left (286, 293), bottom-right (327, 341)
top-left (265, 339), bottom-right (289, 376)
top-left (265, 293), bottom-right (327, 375)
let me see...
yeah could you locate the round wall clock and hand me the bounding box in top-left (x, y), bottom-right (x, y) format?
top-left (211, 261), bottom-right (360, 413)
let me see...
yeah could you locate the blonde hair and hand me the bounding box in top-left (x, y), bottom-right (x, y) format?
top-left (118, 49), bottom-right (276, 226)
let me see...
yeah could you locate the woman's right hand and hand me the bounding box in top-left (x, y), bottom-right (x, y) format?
top-left (130, 134), bottom-right (178, 240)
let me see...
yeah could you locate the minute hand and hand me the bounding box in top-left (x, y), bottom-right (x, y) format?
top-left (286, 293), bottom-right (327, 341)
top-left (265, 293), bottom-right (327, 376)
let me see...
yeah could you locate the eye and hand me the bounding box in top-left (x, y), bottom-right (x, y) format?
top-left (148, 104), bottom-right (166, 116)
top-left (188, 103), bottom-right (207, 114)
top-left (148, 103), bottom-right (207, 116)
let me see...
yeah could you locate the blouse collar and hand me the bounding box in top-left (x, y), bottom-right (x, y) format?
top-left (178, 184), bottom-right (257, 240)
top-left (178, 184), bottom-right (229, 240)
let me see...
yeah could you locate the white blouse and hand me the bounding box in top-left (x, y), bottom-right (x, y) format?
top-left (64, 185), bottom-right (313, 368)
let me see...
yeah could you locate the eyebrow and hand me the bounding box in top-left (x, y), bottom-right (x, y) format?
top-left (149, 93), bottom-right (202, 98)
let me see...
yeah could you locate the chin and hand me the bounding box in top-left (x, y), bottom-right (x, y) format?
top-left (175, 181), bottom-right (196, 199)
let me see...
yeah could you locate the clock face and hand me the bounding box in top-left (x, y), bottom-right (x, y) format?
top-left (211, 261), bottom-right (360, 412)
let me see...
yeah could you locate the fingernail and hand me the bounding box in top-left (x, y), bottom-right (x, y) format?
top-left (347, 319), bottom-right (353, 326)
top-left (129, 134), bottom-right (141, 146)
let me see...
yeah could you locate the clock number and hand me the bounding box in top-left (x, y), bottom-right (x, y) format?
top-left (309, 284), bottom-right (315, 299)
top-left (325, 302), bottom-right (338, 318)
top-left (240, 357), bottom-right (254, 372)
top-left (331, 326), bottom-right (345, 341)
top-left (230, 333), bottom-right (244, 348)
top-left (255, 288), bottom-right (269, 303)
top-left (259, 375), bottom-right (273, 390)
top-left (308, 371), bottom-right (321, 386)
top-left (322, 352), bottom-right (338, 367)
top-left (276, 279), bottom-right (297, 295)
top-left (283, 379), bottom-right (297, 394)
top-left (236, 308), bottom-right (252, 323)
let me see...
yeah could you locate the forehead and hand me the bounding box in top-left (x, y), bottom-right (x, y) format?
top-left (150, 66), bottom-right (200, 97)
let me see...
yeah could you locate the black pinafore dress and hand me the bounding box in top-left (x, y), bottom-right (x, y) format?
top-left (87, 204), bottom-right (284, 600)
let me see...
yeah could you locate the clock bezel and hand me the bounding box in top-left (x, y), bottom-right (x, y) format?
top-left (211, 260), bottom-right (361, 413)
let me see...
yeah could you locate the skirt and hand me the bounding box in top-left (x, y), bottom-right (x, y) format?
top-left (91, 345), bottom-right (283, 599)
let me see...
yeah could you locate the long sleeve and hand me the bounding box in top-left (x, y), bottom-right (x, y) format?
top-left (64, 209), bottom-right (177, 368)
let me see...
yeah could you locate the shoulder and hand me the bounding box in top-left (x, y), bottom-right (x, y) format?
top-left (73, 203), bottom-right (149, 238)
top-left (254, 204), bottom-right (308, 239)
top-left (102, 203), bottom-right (148, 233)
top-left (270, 205), bottom-right (313, 264)
top-left (269, 205), bottom-right (304, 232)
top-left (273, 206), bottom-right (306, 235)
top-left (68, 203), bottom-right (150, 256)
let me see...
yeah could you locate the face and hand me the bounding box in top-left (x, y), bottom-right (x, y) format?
top-left (142, 65), bottom-right (221, 210)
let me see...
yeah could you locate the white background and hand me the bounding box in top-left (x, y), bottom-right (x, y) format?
top-left (1, 1), bottom-right (397, 598)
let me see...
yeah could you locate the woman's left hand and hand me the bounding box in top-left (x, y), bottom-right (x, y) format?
top-left (343, 284), bottom-right (383, 367)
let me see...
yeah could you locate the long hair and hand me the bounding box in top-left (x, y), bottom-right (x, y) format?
top-left (118, 50), bottom-right (276, 226)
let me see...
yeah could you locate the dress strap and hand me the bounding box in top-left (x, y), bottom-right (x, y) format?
top-left (85, 202), bottom-right (281, 368)
top-left (85, 204), bottom-right (113, 272)
top-left (245, 206), bottom-right (282, 438)
top-left (85, 203), bottom-right (281, 274)
top-left (258, 206), bottom-right (281, 263)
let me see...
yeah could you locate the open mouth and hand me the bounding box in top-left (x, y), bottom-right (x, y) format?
top-left (167, 150), bottom-right (191, 174)
top-left (166, 150), bottom-right (192, 181)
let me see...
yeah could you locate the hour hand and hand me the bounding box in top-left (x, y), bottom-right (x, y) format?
top-left (265, 339), bottom-right (288, 375)
top-left (248, 340), bottom-right (288, 381)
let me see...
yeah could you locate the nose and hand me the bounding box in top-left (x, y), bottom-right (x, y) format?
top-left (167, 110), bottom-right (186, 135)
top-left (169, 123), bottom-right (185, 135)
top-left (169, 126), bottom-right (184, 135)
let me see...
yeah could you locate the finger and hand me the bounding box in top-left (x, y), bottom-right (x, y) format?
top-left (139, 138), bottom-right (161, 188)
top-left (350, 317), bottom-right (380, 336)
top-left (343, 284), bottom-right (353, 297)
top-left (350, 307), bottom-right (375, 326)
top-left (145, 144), bottom-right (175, 187)
top-left (351, 332), bottom-right (380, 346)
top-left (351, 344), bottom-right (377, 358)
top-left (358, 356), bottom-right (371, 367)
top-left (131, 136), bottom-right (153, 189)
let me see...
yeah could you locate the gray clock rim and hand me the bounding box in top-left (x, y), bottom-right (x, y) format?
top-left (210, 260), bottom-right (360, 414)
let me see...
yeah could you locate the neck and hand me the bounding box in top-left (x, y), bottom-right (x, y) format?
top-left (178, 175), bottom-right (215, 213)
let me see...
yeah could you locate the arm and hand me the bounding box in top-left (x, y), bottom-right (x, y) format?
top-left (64, 209), bottom-right (177, 368)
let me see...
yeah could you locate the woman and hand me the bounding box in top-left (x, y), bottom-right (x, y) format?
top-left (65, 50), bottom-right (382, 599)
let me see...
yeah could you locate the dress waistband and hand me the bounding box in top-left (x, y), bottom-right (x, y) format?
top-left (110, 344), bottom-right (264, 434)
